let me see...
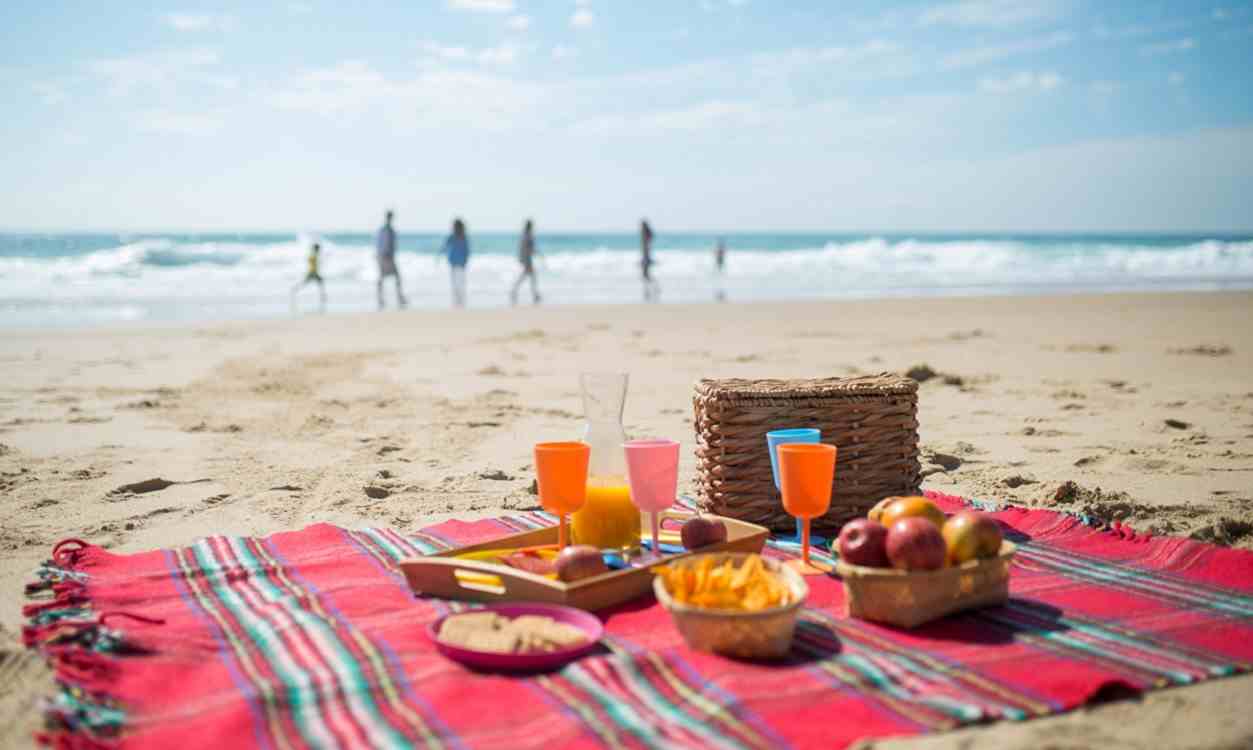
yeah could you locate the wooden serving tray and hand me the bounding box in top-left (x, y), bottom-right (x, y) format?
top-left (400, 511), bottom-right (768, 611)
top-left (834, 541), bottom-right (1017, 628)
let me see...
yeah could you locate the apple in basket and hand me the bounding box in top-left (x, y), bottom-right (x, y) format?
top-left (942, 511), bottom-right (1004, 565)
top-left (885, 517), bottom-right (947, 571)
top-left (867, 497), bottom-right (897, 524)
top-left (836, 519), bottom-right (890, 568)
top-left (879, 496), bottom-right (946, 530)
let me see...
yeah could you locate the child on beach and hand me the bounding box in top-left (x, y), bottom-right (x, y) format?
top-left (438, 218), bottom-right (471, 308)
top-left (290, 242), bottom-right (327, 313)
top-left (510, 219), bottom-right (542, 306)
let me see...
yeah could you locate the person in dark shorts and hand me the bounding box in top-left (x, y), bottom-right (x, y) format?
top-left (640, 219), bottom-right (658, 301)
top-left (290, 242), bottom-right (326, 312)
top-left (376, 209), bottom-right (407, 310)
top-left (510, 218), bottom-right (541, 306)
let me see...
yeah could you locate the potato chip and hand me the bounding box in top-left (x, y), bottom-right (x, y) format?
top-left (657, 555), bottom-right (790, 612)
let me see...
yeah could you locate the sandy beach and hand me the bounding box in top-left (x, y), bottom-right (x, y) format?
top-left (2, 290), bottom-right (1251, 748)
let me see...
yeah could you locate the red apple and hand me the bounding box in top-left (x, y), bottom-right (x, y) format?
top-left (942, 512), bottom-right (1004, 564)
top-left (555, 545), bottom-right (608, 582)
top-left (836, 519), bottom-right (890, 568)
top-left (885, 517), bottom-right (947, 571)
top-left (681, 516), bottom-right (728, 550)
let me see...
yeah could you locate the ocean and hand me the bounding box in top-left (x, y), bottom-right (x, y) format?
top-left (2, 231), bottom-right (1252, 327)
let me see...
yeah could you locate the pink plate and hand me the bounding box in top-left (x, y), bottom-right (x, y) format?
top-left (427, 603), bottom-right (604, 672)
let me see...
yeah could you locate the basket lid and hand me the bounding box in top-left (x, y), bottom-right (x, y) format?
top-left (694, 374), bottom-right (917, 402)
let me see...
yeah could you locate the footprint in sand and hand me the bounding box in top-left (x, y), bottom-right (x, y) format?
top-left (1003, 474), bottom-right (1038, 488)
top-left (107, 477), bottom-right (211, 500)
top-left (1168, 344), bottom-right (1232, 357)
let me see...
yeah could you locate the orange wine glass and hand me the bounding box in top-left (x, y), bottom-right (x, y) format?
top-left (778, 442), bottom-right (837, 576)
top-left (534, 441), bottom-right (591, 549)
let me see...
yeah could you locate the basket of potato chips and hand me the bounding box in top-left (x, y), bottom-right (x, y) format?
top-left (653, 553), bottom-right (808, 660)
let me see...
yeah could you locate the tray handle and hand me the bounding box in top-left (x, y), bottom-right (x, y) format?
top-left (400, 556), bottom-right (563, 603)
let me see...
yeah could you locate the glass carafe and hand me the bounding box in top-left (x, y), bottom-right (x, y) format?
top-left (571, 372), bottom-right (641, 550)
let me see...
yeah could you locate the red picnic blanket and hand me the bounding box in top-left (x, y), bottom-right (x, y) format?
top-left (23, 491), bottom-right (1253, 750)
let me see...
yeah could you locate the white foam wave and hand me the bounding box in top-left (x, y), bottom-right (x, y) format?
top-left (2, 237), bottom-right (1252, 325)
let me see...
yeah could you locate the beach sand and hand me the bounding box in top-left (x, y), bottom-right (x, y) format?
top-left (2, 290), bottom-right (1251, 748)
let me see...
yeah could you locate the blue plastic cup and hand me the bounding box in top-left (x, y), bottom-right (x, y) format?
top-left (766, 428), bottom-right (821, 489)
top-left (766, 428), bottom-right (823, 544)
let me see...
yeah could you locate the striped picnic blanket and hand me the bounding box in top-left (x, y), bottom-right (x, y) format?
top-left (23, 491), bottom-right (1253, 749)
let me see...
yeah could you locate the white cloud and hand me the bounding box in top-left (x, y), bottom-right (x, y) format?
top-left (1168, 71), bottom-right (1185, 86)
top-left (920, 0), bottom-right (1059, 28)
top-left (272, 61), bottom-right (548, 131)
top-left (134, 109), bottom-right (224, 136)
top-left (420, 41), bottom-right (470, 61)
top-left (478, 43), bottom-right (520, 66)
top-left (85, 49), bottom-right (236, 96)
top-left (939, 31), bottom-right (1074, 70)
top-left (979, 70), bottom-right (1063, 94)
top-left (163, 12), bottom-right (233, 32)
top-left (552, 45), bottom-right (577, 61)
top-left (507, 14), bottom-right (530, 31)
top-left (571, 9), bottom-right (595, 28)
top-left (288, 2), bottom-right (313, 14)
top-left (728, 0), bottom-right (749, 6)
top-left (447, 0), bottom-right (514, 12)
top-left (418, 40), bottom-right (525, 66)
top-left (1142, 37), bottom-right (1197, 55)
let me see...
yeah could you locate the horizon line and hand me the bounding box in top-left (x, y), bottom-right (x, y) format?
top-left (3, 227), bottom-right (1253, 237)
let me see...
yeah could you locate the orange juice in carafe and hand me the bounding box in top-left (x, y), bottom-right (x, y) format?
top-left (572, 476), bottom-right (641, 550)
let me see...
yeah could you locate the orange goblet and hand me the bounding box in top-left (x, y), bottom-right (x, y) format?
top-left (778, 442), bottom-right (837, 575)
top-left (534, 441), bottom-right (591, 549)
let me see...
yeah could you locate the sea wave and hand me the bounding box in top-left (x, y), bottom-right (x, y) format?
top-left (2, 235), bottom-right (1251, 326)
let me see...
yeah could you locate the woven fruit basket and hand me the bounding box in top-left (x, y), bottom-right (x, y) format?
top-left (653, 553), bottom-right (809, 660)
top-left (693, 375), bottom-right (921, 534)
top-left (835, 541), bottom-right (1016, 628)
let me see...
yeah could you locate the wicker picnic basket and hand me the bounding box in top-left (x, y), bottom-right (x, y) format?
top-left (836, 542), bottom-right (1017, 628)
top-left (693, 375), bottom-right (921, 534)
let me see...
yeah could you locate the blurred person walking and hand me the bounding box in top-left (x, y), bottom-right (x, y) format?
top-left (438, 217), bottom-right (471, 308)
top-left (640, 219), bottom-right (658, 302)
top-left (376, 210), bottom-right (408, 310)
top-left (714, 237), bottom-right (727, 302)
top-left (290, 242), bottom-right (327, 313)
top-left (510, 218), bottom-right (542, 306)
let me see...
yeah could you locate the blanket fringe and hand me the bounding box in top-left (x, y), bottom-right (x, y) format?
top-left (24, 539), bottom-right (130, 750)
top-left (34, 732), bottom-right (119, 750)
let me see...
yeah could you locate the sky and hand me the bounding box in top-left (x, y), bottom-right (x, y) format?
top-left (1, 0), bottom-right (1252, 233)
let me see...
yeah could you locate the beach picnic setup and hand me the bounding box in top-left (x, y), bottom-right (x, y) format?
top-left (21, 374), bottom-right (1253, 749)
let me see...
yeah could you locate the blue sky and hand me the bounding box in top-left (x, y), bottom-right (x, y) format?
top-left (2, 0), bottom-right (1251, 232)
